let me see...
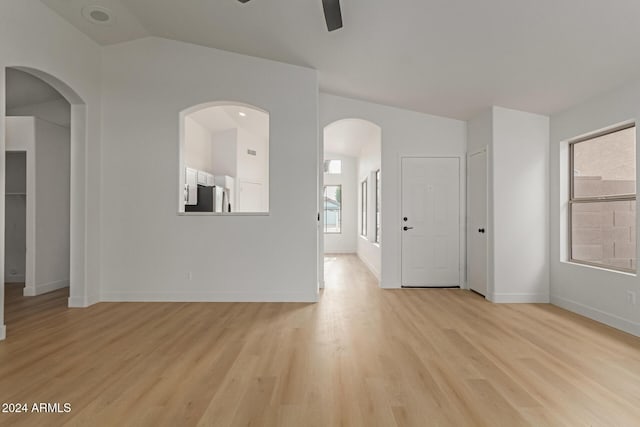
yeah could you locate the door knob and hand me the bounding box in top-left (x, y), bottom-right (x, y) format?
top-left (478, 228), bottom-right (485, 233)
top-left (403, 226), bottom-right (414, 231)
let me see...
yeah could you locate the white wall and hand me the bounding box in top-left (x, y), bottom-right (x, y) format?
top-left (320, 94), bottom-right (467, 289)
top-left (323, 153), bottom-right (357, 253)
top-left (236, 128), bottom-right (269, 211)
top-left (492, 107), bottom-right (549, 302)
top-left (100, 37), bottom-right (318, 302)
top-left (32, 119), bottom-right (70, 296)
top-left (550, 79), bottom-right (640, 336)
top-left (4, 152), bottom-right (26, 282)
top-left (184, 116), bottom-right (213, 173)
top-left (8, 98), bottom-right (70, 128)
top-left (1, 0), bottom-right (104, 339)
top-left (357, 134), bottom-right (382, 280)
top-left (467, 107), bottom-right (549, 302)
top-left (211, 129), bottom-right (238, 178)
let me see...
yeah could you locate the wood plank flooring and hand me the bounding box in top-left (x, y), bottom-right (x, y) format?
top-left (1, 254), bottom-right (640, 426)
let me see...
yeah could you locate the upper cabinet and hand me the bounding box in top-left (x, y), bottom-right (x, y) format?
top-left (197, 170), bottom-right (215, 187)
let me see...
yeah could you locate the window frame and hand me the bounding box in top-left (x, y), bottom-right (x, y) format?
top-left (568, 123), bottom-right (637, 273)
top-left (375, 169), bottom-right (381, 244)
top-left (361, 179), bottom-right (368, 238)
top-left (323, 184), bottom-right (342, 234)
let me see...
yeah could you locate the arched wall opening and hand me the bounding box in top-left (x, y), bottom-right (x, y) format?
top-left (321, 118), bottom-right (382, 287)
top-left (1, 66), bottom-right (89, 330)
top-left (178, 101), bottom-right (270, 214)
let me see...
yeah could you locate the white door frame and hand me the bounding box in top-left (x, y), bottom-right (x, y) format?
top-left (5, 143), bottom-right (35, 295)
top-left (467, 147), bottom-right (489, 297)
top-left (399, 155), bottom-right (463, 287)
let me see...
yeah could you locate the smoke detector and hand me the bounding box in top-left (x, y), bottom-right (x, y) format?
top-left (81, 6), bottom-right (115, 25)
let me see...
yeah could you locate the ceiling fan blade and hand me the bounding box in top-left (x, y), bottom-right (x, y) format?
top-left (238, 0), bottom-right (251, 3)
top-left (322, 0), bottom-right (343, 32)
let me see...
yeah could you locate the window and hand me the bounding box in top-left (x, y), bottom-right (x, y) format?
top-left (323, 185), bottom-right (342, 233)
top-left (324, 159), bottom-right (342, 174)
top-left (361, 179), bottom-right (368, 237)
top-left (569, 124), bottom-right (636, 272)
top-left (375, 169), bottom-right (381, 244)
top-left (179, 102), bottom-right (269, 214)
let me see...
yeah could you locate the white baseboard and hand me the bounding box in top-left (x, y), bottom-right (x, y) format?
top-left (99, 291), bottom-right (318, 303)
top-left (357, 252), bottom-right (381, 281)
top-left (0, 324), bottom-right (6, 341)
top-left (551, 295), bottom-right (640, 337)
top-left (324, 250), bottom-right (357, 254)
top-left (23, 279), bottom-right (69, 297)
top-left (5, 274), bottom-right (25, 283)
top-left (67, 293), bottom-right (99, 308)
top-left (68, 296), bottom-right (88, 308)
top-left (487, 293), bottom-right (550, 303)
top-left (87, 293), bottom-right (100, 306)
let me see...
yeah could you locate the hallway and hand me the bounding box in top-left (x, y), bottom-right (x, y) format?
top-left (0, 255), bottom-right (639, 425)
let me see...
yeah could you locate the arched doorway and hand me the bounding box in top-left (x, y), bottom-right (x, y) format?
top-left (2, 66), bottom-right (89, 338)
top-left (321, 118), bottom-right (382, 288)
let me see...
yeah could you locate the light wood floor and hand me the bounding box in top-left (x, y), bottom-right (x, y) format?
top-left (1, 255), bottom-right (640, 426)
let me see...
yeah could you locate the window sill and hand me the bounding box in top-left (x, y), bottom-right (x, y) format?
top-left (562, 260), bottom-right (636, 277)
top-left (177, 212), bottom-right (270, 216)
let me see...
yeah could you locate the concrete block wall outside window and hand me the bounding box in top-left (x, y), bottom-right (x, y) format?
top-left (571, 192), bottom-right (636, 270)
top-left (570, 125), bottom-right (636, 271)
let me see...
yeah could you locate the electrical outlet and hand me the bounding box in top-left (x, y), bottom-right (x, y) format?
top-left (626, 290), bottom-right (637, 305)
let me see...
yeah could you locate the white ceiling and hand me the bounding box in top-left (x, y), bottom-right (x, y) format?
top-left (5, 68), bottom-right (64, 109)
top-left (41, 0), bottom-right (148, 45)
top-left (324, 119), bottom-right (380, 158)
top-left (189, 105), bottom-right (269, 141)
top-left (41, 0), bottom-right (640, 119)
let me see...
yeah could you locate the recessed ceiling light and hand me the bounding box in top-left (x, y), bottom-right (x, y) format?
top-left (81, 6), bottom-right (114, 25)
top-left (238, 112), bottom-right (247, 117)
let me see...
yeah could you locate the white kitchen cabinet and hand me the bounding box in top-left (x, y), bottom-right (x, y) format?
top-left (196, 170), bottom-right (208, 185)
top-left (185, 167), bottom-right (198, 205)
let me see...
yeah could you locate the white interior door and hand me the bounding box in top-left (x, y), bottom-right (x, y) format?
top-left (401, 157), bottom-right (460, 287)
top-left (468, 150), bottom-right (488, 296)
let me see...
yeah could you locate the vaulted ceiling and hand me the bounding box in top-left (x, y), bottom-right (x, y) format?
top-left (41, 0), bottom-right (640, 119)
